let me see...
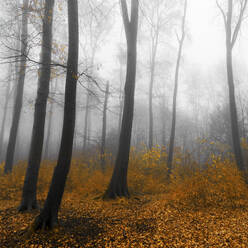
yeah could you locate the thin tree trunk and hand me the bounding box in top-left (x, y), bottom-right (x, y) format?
top-left (104, 0), bottom-right (139, 199)
top-left (161, 90), bottom-right (167, 147)
top-left (167, 0), bottom-right (187, 175)
top-left (223, 0), bottom-right (246, 171)
top-left (44, 79), bottom-right (58, 160)
top-left (148, 32), bottom-right (159, 150)
top-left (226, 47), bottom-right (244, 170)
top-left (83, 88), bottom-right (89, 150)
top-left (33, 0), bottom-right (79, 230)
top-left (4, 0), bottom-right (29, 174)
top-left (19, 0), bottom-right (55, 211)
top-left (100, 82), bottom-right (109, 171)
top-left (0, 68), bottom-right (12, 162)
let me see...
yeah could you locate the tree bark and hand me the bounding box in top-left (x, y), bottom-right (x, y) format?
top-left (100, 82), bottom-right (109, 171)
top-left (32, 0), bottom-right (79, 230)
top-left (19, 0), bottom-right (55, 212)
top-left (104, 0), bottom-right (139, 199)
top-left (167, 0), bottom-right (187, 175)
top-left (4, 0), bottom-right (29, 174)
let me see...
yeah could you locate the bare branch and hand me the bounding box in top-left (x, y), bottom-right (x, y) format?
top-left (231, 0), bottom-right (248, 47)
top-left (216, 0), bottom-right (227, 31)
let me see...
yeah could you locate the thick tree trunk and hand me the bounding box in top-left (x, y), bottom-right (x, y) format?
top-left (44, 79), bottom-right (58, 160)
top-left (19, 0), bottom-right (55, 212)
top-left (4, 0), bottom-right (29, 174)
top-left (104, 0), bottom-right (139, 199)
top-left (100, 82), bottom-right (109, 171)
top-left (167, 0), bottom-right (187, 175)
top-left (32, 0), bottom-right (78, 230)
top-left (0, 70), bottom-right (11, 162)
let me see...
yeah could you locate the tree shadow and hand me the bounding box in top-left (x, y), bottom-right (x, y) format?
top-left (60, 216), bottom-right (105, 244)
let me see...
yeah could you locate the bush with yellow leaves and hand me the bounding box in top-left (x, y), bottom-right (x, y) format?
top-left (0, 146), bottom-right (247, 210)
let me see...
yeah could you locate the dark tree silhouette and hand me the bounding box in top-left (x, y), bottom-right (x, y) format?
top-left (32, 0), bottom-right (79, 230)
top-left (167, 0), bottom-right (187, 175)
top-left (104, 0), bottom-right (139, 199)
top-left (19, 0), bottom-right (55, 212)
top-left (216, 0), bottom-right (247, 172)
top-left (4, 0), bottom-right (29, 174)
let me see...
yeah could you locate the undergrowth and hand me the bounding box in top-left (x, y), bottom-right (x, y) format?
top-left (0, 147), bottom-right (247, 210)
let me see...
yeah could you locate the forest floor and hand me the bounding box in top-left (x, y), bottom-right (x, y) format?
top-left (1, 157), bottom-right (248, 247)
top-left (1, 194), bottom-right (248, 247)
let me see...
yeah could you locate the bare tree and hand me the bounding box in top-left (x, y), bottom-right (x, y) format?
top-left (32, 0), bottom-right (79, 230)
top-left (4, 0), bottom-right (29, 174)
top-left (167, 0), bottom-right (187, 175)
top-left (216, 0), bottom-right (248, 171)
top-left (104, 0), bottom-right (139, 199)
top-left (19, 0), bottom-right (55, 212)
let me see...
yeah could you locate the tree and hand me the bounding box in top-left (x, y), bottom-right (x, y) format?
top-left (167, 0), bottom-right (187, 175)
top-left (100, 82), bottom-right (109, 171)
top-left (104, 0), bottom-right (139, 199)
top-left (216, 0), bottom-right (248, 172)
top-left (19, 0), bottom-right (55, 212)
top-left (4, 0), bottom-right (29, 174)
top-left (32, 0), bottom-right (79, 229)
top-left (0, 68), bottom-right (12, 162)
top-left (43, 78), bottom-right (58, 160)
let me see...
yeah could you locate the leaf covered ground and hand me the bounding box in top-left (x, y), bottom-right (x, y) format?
top-left (1, 151), bottom-right (248, 247)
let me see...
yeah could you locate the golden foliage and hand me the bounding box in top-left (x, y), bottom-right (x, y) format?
top-left (1, 147), bottom-right (248, 247)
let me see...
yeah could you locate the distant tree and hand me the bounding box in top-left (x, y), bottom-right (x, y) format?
top-left (104, 0), bottom-right (139, 199)
top-left (100, 82), bottom-right (109, 171)
top-left (167, 0), bottom-right (187, 175)
top-left (216, 0), bottom-right (248, 171)
top-left (0, 68), bottom-right (12, 162)
top-left (32, 0), bottom-right (79, 229)
top-left (4, 0), bottom-right (29, 174)
top-left (43, 78), bottom-right (58, 160)
top-left (19, 0), bottom-right (55, 212)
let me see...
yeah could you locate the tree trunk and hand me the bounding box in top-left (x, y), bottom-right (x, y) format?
top-left (0, 68), bottom-right (12, 162)
top-left (32, 0), bottom-right (78, 230)
top-left (4, 0), bottom-right (29, 174)
top-left (104, 0), bottom-right (139, 199)
top-left (148, 32), bottom-right (159, 150)
top-left (100, 82), bottom-right (109, 171)
top-left (161, 90), bottom-right (167, 147)
top-left (19, 0), bottom-right (55, 212)
top-left (167, 0), bottom-right (187, 175)
top-left (223, 0), bottom-right (246, 171)
top-left (83, 87), bottom-right (89, 150)
top-left (226, 47), bottom-right (244, 170)
top-left (43, 79), bottom-right (58, 160)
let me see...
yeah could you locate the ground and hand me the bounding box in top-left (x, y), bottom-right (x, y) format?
top-left (1, 153), bottom-right (248, 247)
top-left (1, 194), bottom-right (248, 247)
